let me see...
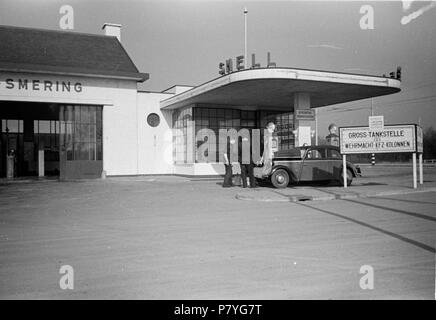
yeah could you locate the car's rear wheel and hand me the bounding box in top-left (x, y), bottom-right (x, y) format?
top-left (340, 168), bottom-right (353, 186)
top-left (271, 169), bottom-right (290, 188)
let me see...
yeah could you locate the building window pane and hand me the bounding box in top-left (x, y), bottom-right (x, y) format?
top-left (39, 120), bottom-right (50, 134)
top-left (6, 120), bottom-right (19, 133)
top-left (74, 107), bottom-right (81, 123)
top-left (59, 105), bottom-right (102, 161)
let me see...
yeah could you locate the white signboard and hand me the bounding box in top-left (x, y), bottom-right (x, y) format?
top-left (368, 115), bottom-right (384, 131)
top-left (295, 109), bottom-right (315, 121)
top-left (297, 126), bottom-right (312, 146)
top-left (339, 124), bottom-right (418, 154)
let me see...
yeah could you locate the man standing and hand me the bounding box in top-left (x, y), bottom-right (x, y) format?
top-left (238, 135), bottom-right (256, 188)
top-left (258, 122), bottom-right (276, 176)
top-left (326, 123), bottom-right (339, 146)
top-left (222, 137), bottom-right (236, 187)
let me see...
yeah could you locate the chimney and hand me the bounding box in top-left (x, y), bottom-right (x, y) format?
top-left (102, 23), bottom-right (121, 41)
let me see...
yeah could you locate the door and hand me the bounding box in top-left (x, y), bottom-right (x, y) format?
top-left (299, 148), bottom-right (332, 181)
top-left (59, 105), bottom-right (102, 180)
top-left (1, 119), bottom-right (23, 177)
top-left (326, 147), bottom-right (343, 180)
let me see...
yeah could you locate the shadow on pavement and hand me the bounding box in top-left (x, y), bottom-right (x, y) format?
top-left (296, 201), bottom-right (435, 254)
top-left (373, 196), bottom-right (436, 206)
top-left (356, 182), bottom-right (387, 186)
top-left (344, 199), bottom-right (436, 222)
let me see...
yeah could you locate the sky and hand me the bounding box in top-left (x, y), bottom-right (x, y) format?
top-left (1, 0), bottom-right (435, 137)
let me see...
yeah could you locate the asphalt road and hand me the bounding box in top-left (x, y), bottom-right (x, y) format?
top-left (0, 173), bottom-right (435, 299)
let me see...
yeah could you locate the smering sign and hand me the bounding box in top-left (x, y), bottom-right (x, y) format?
top-left (339, 124), bottom-right (421, 154)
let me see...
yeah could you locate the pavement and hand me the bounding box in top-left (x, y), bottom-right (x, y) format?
top-left (0, 165), bottom-right (435, 299)
top-left (237, 164), bottom-right (436, 202)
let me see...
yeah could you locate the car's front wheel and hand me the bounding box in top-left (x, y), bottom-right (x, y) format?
top-left (271, 169), bottom-right (290, 188)
top-left (339, 168), bottom-right (353, 186)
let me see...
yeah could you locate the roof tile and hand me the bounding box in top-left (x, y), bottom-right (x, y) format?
top-left (0, 25), bottom-right (148, 82)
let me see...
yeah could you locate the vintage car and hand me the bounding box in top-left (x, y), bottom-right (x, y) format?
top-left (254, 145), bottom-right (361, 188)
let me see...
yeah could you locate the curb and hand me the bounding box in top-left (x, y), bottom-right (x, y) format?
top-left (0, 178), bottom-right (59, 185)
top-left (235, 186), bottom-right (436, 202)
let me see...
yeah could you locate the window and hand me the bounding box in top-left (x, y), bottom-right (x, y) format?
top-left (172, 106), bottom-right (194, 164)
top-left (173, 106), bottom-right (296, 164)
top-left (1, 119), bottom-right (23, 133)
top-left (60, 105), bottom-right (102, 161)
top-left (327, 149), bottom-right (341, 159)
top-left (259, 111), bottom-right (294, 150)
top-left (306, 149), bottom-right (323, 159)
top-left (192, 107), bottom-right (257, 163)
top-left (32, 120), bottom-right (60, 161)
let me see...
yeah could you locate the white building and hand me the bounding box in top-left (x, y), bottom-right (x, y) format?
top-left (0, 24), bottom-right (401, 179)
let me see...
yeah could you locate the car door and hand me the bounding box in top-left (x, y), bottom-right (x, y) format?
top-left (326, 148), bottom-right (343, 180)
top-left (299, 148), bottom-right (332, 181)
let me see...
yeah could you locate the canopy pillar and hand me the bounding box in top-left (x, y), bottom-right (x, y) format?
top-left (293, 92), bottom-right (313, 146)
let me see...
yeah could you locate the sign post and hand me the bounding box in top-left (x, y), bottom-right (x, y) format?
top-left (417, 125), bottom-right (424, 185)
top-left (339, 124), bottom-right (423, 189)
top-left (419, 153), bottom-right (423, 185)
top-left (412, 153), bottom-right (417, 189)
top-left (342, 154), bottom-right (347, 188)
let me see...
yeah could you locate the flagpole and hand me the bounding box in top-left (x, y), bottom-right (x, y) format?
top-left (244, 7), bottom-right (248, 69)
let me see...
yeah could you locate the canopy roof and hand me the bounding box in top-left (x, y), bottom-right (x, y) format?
top-left (161, 68), bottom-right (401, 110)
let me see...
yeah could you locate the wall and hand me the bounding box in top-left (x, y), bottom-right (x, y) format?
top-left (137, 92), bottom-right (174, 175)
top-left (0, 72), bottom-right (139, 176)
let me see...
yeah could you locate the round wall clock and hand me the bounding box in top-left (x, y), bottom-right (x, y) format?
top-left (147, 113), bottom-right (160, 127)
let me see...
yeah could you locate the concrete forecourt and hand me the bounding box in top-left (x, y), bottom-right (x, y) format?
top-left (0, 165), bottom-right (434, 299)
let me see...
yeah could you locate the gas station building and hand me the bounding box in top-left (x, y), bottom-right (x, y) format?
top-left (0, 24), bottom-right (401, 179)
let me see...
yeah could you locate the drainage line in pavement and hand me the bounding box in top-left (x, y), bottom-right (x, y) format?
top-left (311, 186), bottom-right (360, 198)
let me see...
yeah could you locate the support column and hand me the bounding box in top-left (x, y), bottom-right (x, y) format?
top-left (342, 154), bottom-right (347, 188)
top-left (419, 153), bottom-right (423, 185)
top-left (293, 92), bottom-right (312, 147)
top-left (412, 152), bottom-right (417, 189)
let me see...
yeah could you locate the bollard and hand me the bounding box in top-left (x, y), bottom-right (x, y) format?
top-left (38, 150), bottom-right (44, 177)
top-left (6, 155), bottom-right (14, 178)
top-left (371, 153), bottom-right (375, 166)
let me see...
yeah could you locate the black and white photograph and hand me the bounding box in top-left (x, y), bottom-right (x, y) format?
top-left (0, 0), bottom-right (435, 304)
